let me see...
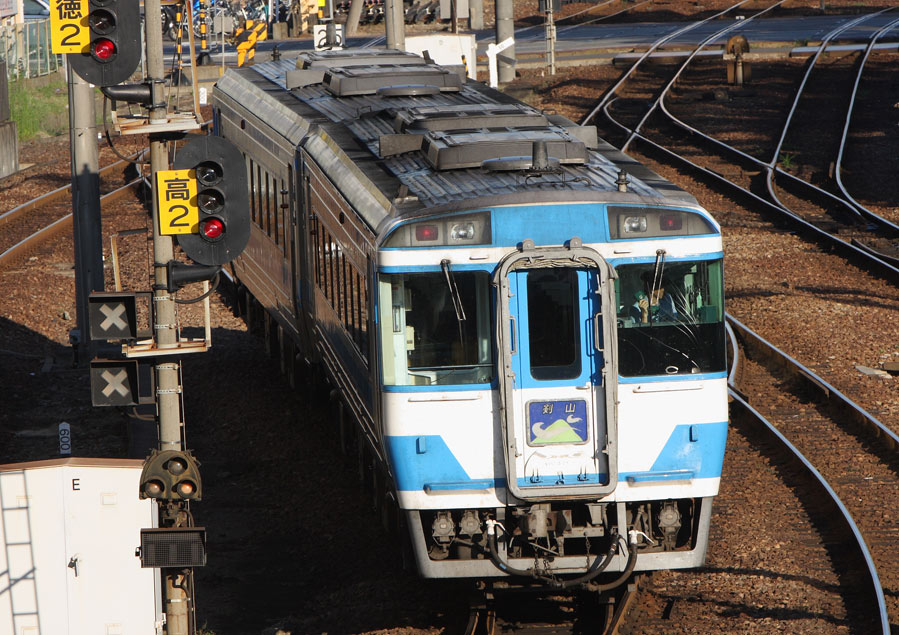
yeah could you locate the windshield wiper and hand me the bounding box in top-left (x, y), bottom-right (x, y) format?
top-left (441, 259), bottom-right (467, 322)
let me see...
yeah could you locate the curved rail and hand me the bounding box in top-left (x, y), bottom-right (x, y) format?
top-left (763, 10), bottom-right (892, 221)
top-left (725, 317), bottom-right (890, 634)
top-left (581, 0), bottom-right (760, 126)
top-left (620, 0), bottom-right (787, 152)
top-left (599, 99), bottom-right (899, 283)
top-left (643, 12), bottom-right (899, 240)
top-left (0, 153), bottom-right (141, 228)
top-left (0, 178), bottom-right (140, 268)
top-left (834, 15), bottom-right (899, 229)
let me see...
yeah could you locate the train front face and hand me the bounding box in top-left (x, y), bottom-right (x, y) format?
top-left (377, 201), bottom-right (727, 579)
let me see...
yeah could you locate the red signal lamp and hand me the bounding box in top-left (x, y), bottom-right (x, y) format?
top-left (92, 38), bottom-right (117, 62)
top-left (200, 218), bottom-right (224, 240)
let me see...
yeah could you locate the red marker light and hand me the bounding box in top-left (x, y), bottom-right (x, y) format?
top-left (659, 213), bottom-right (683, 231)
top-left (93, 39), bottom-right (116, 61)
top-left (201, 218), bottom-right (224, 240)
top-left (415, 224), bottom-right (439, 241)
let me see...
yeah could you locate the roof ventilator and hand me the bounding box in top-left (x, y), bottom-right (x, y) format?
top-left (286, 50), bottom-right (425, 89)
top-left (322, 64), bottom-right (462, 97)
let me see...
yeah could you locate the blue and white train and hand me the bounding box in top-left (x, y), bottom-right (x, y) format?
top-left (211, 48), bottom-right (728, 584)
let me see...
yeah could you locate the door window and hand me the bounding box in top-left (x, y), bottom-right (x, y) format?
top-left (526, 269), bottom-right (581, 380)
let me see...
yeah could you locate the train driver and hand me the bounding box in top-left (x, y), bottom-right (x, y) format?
top-left (631, 276), bottom-right (678, 324)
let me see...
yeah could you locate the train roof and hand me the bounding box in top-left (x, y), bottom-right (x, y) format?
top-left (213, 49), bottom-right (701, 233)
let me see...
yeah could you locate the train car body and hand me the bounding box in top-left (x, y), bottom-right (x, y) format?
top-left (212, 49), bottom-right (727, 582)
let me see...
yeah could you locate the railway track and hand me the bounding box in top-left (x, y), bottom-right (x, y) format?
top-left (584, 6), bottom-right (899, 281)
top-left (0, 176), bottom-right (142, 269)
top-left (726, 317), bottom-right (894, 632)
top-left (463, 580), bottom-right (638, 635)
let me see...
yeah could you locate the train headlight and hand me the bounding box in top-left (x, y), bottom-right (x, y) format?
top-left (384, 211), bottom-right (491, 247)
top-left (622, 215), bottom-right (647, 234)
top-left (450, 222), bottom-right (475, 241)
top-left (608, 206), bottom-right (717, 239)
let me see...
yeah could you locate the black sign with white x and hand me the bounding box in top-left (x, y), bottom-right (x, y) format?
top-left (90, 359), bottom-right (140, 406)
top-left (88, 292), bottom-right (138, 341)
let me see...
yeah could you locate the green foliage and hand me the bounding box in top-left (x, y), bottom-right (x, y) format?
top-left (8, 78), bottom-right (70, 141)
top-left (779, 152), bottom-right (796, 170)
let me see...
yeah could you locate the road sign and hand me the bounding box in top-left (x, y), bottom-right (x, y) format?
top-left (88, 291), bottom-right (137, 340)
top-left (90, 359), bottom-right (140, 406)
top-left (50, 0), bottom-right (90, 54)
top-left (156, 169), bottom-right (199, 235)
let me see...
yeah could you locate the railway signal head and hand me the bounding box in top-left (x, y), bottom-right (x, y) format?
top-left (139, 450), bottom-right (203, 501)
top-left (68, 0), bottom-right (141, 87)
top-left (172, 136), bottom-right (250, 266)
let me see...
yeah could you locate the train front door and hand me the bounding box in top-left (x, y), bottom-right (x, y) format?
top-left (496, 242), bottom-right (618, 500)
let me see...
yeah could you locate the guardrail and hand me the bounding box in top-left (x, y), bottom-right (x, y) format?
top-left (0, 19), bottom-right (61, 79)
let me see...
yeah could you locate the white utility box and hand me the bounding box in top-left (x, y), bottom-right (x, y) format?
top-left (0, 458), bottom-right (160, 635)
top-left (406, 33), bottom-right (478, 80)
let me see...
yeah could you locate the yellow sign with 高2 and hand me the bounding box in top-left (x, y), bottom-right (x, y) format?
top-left (156, 169), bottom-right (199, 235)
top-left (50, 0), bottom-right (89, 54)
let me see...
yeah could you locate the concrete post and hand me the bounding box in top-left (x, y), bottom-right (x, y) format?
top-left (145, 0), bottom-right (190, 630)
top-left (345, 0), bottom-right (363, 36)
top-left (495, 0), bottom-right (515, 83)
top-left (385, 0), bottom-right (405, 50)
top-left (469, 0), bottom-right (483, 30)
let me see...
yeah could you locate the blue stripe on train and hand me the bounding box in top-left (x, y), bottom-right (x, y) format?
top-left (385, 421), bottom-right (728, 492)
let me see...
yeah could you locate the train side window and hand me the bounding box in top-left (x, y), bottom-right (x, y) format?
top-left (248, 160), bottom-right (256, 224)
top-left (378, 271), bottom-right (494, 387)
top-left (278, 178), bottom-right (287, 250)
top-left (265, 172), bottom-right (272, 238)
top-left (358, 270), bottom-right (368, 359)
top-left (256, 164), bottom-right (263, 231)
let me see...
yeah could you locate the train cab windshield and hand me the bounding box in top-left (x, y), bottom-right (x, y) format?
top-left (378, 270), bottom-right (494, 387)
top-left (615, 258), bottom-right (725, 377)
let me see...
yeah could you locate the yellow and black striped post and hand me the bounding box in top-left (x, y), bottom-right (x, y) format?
top-left (197, 0), bottom-right (211, 65)
top-left (174, 2), bottom-right (186, 82)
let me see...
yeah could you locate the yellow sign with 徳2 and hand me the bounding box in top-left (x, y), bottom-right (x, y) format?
top-left (156, 169), bottom-right (199, 235)
top-left (50, 0), bottom-right (89, 54)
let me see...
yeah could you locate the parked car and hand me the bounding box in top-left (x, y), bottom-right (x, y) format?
top-left (23, 0), bottom-right (50, 19)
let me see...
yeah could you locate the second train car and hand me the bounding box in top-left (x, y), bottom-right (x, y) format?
top-left (211, 48), bottom-right (728, 584)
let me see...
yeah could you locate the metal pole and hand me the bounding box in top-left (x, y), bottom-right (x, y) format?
top-left (495, 0), bottom-right (514, 83)
top-left (145, 0), bottom-right (190, 630)
top-left (385, 0), bottom-right (404, 50)
top-left (68, 66), bottom-right (103, 364)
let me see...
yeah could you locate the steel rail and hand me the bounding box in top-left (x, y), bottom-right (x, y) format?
top-left (0, 178), bottom-right (140, 268)
top-left (763, 10), bottom-right (893, 221)
top-left (725, 318), bottom-right (890, 634)
top-left (834, 15), bottom-right (899, 230)
top-left (619, 0), bottom-right (787, 153)
top-left (599, 99), bottom-right (899, 284)
top-left (656, 75), bottom-right (898, 236)
top-left (0, 153), bottom-right (141, 228)
top-left (650, 16), bottom-right (899, 241)
top-left (580, 0), bottom-right (759, 126)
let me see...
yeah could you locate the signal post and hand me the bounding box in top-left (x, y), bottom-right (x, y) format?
top-left (55, 0), bottom-right (249, 630)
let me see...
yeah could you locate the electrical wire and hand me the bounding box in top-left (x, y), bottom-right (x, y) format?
top-left (102, 96), bottom-right (150, 165)
top-left (174, 271), bottom-right (222, 304)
